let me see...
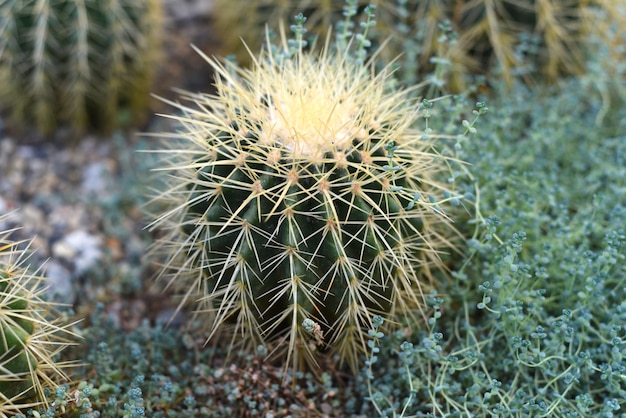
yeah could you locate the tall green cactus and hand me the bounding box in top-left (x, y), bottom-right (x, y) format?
top-left (150, 23), bottom-right (464, 372)
top-left (0, 226), bottom-right (78, 415)
top-left (0, 0), bottom-right (162, 137)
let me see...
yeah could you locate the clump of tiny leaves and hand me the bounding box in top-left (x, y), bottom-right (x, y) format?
top-left (20, 304), bottom-right (350, 417)
top-left (352, 35), bottom-right (626, 416)
top-left (148, 8), bottom-right (473, 373)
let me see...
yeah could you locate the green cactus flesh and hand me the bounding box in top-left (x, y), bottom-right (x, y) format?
top-left (0, 272), bottom-right (37, 400)
top-left (155, 36), bottom-right (462, 371)
top-left (180, 124), bottom-right (440, 369)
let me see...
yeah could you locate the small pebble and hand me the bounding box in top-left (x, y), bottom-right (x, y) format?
top-left (62, 230), bottom-right (103, 274)
top-left (44, 260), bottom-right (76, 304)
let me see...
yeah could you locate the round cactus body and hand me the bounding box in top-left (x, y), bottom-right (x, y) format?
top-left (0, 231), bottom-right (78, 413)
top-left (0, 321), bottom-right (37, 401)
top-left (0, 269), bottom-right (40, 404)
top-left (152, 30), bottom-right (462, 372)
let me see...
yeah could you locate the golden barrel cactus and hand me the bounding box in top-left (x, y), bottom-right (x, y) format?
top-left (150, 21), bottom-right (464, 372)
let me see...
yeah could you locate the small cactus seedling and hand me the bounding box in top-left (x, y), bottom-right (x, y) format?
top-left (0, 0), bottom-right (162, 137)
top-left (0, 227), bottom-right (78, 416)
top-left (149, 23), bottom-right (464, 372)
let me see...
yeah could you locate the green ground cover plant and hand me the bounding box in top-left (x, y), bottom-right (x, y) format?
top-left (357, 35), bottom-right (626, 416)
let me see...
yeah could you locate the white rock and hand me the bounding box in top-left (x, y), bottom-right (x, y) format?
top-left (58, 230), bottom-right (103, 274)
top-left (52, 240), bottom-right (77, 259)
top-left (44, 260), bottom-right (76, 304)
top-left (82, 161), bottom-right (111, 196)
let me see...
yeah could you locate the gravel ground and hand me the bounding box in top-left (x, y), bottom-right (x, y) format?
top-left (0, 0), bottom-right (220, 330)
top-left (0, 132), bottom-right (166, 329)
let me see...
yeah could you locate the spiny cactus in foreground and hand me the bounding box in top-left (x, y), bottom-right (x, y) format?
top-left (0, 0), bottom-right (162, 137)
top-left (0, 227), bottom-right (78, 416)
top-left (150, 20), bottom-right (466, 373)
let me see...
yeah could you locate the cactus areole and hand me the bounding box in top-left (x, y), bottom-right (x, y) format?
top-left (154, 34), bottom-right (460, 372)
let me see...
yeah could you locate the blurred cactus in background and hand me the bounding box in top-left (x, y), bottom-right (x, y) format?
top-left (0, 223), bottom-right (78, 416)
top-left (212, 0), bottom-right (625, 89)
top-left (0, 0), bottom-right (163, 138)
top-left (374, 0), bottom-right (626, 88)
